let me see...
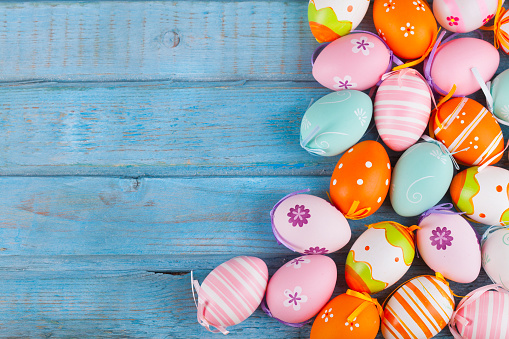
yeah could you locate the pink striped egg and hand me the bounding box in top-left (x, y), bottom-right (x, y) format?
top-left (197, 256), bottom-right (268, 330)
top-left (374, 69), bottom-right (432, 152)
top-left (450, 285), bottom-right (509, 339)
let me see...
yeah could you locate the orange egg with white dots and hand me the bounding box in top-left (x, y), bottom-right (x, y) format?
top-left (330, 140), bottom-right (391, 219)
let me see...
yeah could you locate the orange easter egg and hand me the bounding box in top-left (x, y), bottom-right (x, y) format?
top-left (330, 140), bottom-right (391, 220)
top-left (373, 0), bottom-right (437, 60)
top-left (431, 97), bottom-right (504, 166)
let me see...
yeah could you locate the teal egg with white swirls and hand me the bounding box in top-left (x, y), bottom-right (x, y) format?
top-left (390, 142), bottom-right (454, 217)
top-left (491, 69), bottom-right (509, 123)
top-left (300, 90), bottom-right (373, 157)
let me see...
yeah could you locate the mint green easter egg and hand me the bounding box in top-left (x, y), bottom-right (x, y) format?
top-left (300, 90), bottom-right (373, 157)
top-left (491, 69), bottom-right (509, 123)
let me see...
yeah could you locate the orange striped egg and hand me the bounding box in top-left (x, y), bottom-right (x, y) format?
top-left (497, 10), bottom-right (509, 54)
top-left (431, 97), bottom-right (504, 166)
top-left (382, 275), bottom-right (455, 339)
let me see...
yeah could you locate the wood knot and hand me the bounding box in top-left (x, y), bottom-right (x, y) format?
top-left (162, 30), bottom-right (180, 48)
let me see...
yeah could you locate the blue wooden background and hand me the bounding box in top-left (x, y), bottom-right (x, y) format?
top-left (0, 1), bottom-right (507, 338)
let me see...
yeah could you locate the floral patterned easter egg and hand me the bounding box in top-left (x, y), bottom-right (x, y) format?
top-left (271, 192), bottom-right (351, 254)
top-left (451, 166), bottom-right (509, 226)
top-left (329, 140), bottom-right (391, 220)
top-left (374, 69), bottom-right (432, 151)
top-left (312, 32), bottom-right (391, 91)
top-left (345, 221), bottom-right (416, 294)
top-left (382, 275), bottom-right (455, 339)
top-left (196, 256), bottom-right (268, 333)
top-left (373, 0), bottom-right (437, 60)
top-left (308, 0), bottom-right (371, 43)
top-left (390, 142), bottom-right (454, 217)
top-left (433, 0), bottom-right (499, 33)
top-left (417, 212), bottom-right (481, 283)
top-left (491, 68), bottom-right (509, 123)
top-left (310, 291), bottom-right (381, 339)
top-left (266, 255), bottom-right (337, 324)
top-left (482, 227), bottom-right (509, 289)
top-left (431, 97), bottom-right (504, 166)
top-left (300, 90), bottom-right (373, 157)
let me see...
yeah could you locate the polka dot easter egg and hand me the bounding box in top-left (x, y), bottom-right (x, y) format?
top-left (308, 0), bottom-right (371, 43)
top-left (374, 69), bottom-right (432, 151)
top-left (382, 275), bottom-right (455, 339)
top-left (310, 291), bottom-right (381, 339)
top-left (482, 227), bottom-right (509, 289)
top-left (345, 221), bottom-right (417, 294)
top-left (491, 68), bottom-right (509, 123)
top-left (373, 0), bottom-right (437, 60)
top-left (265, 255), bottom-right (337, 324)
top-left (312, 32), bottom-right (391, 91)
top-left (271, 192), bottom-right (351, 254)
top-left (329, 140), bottom-right (391, 220)
top-left (431, 97), bottom-right (504, 167)
top-left (450, 166), bottom-right (509, 226)
top-left (300, 90), bottom-right (372, 157)
top-left (433, 0), bottom-right (499, 33)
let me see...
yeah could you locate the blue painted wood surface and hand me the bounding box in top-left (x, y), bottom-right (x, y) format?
top-left (0, 0), bottom-right (508, 338)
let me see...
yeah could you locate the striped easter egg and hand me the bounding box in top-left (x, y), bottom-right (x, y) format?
top-left (499, 10), bottom-right (509, 54)
top-left (374, 69), bottom-right (432, 152)
top-left (197, 256), bottom-right (268, 331)
top-left (382, 275), bottom-right (455, 339)
top-left (450, 285), bottom-right (509, 339)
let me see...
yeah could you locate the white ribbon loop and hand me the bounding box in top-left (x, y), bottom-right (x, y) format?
top-left (421, 135), bottom-right (463, 170)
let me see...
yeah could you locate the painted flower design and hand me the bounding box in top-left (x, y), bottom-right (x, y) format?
top-left (413, 0), bottom-right (426, 11)
top-left (483, 14), bottom-right (494, 25)
top-left (345, 317), bottom-right (360, 331)
top-left (378, 29), bottom-right (386, 41)
top-left (333, 76), bottom-right (357, 90)
top-left (430, 226), bottom-right (454, 250)
top-left (430, 149), bottom-right (448, 164)
top-left (447, 16), bottom-right (460, 26)
top-left (482, 252), bottom-right (491, 267)
top-left (321, 308), bottom-right (334, 323)
top-left (302, 116), bottom-right (311, 130)
top-left (304, 246), bottom-right (329, 255)
top-left (283, 286), bottom-right (308, 311)
top-left (287, 204), bottom-right (310, 227)
top-left (355, 108), bottom-right (367, 126)
top-left (285, 257), bottom-right (311, 269)
top-left (500, 105), bottom-right (509, 120)
top-left (351, 36), bottom-right (374, 56)
top-left (400, 23), bottom-right (415, 37)
top-left (384, 0), bottom-right (395, 12)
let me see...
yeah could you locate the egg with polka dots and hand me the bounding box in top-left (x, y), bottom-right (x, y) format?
top-left (330, 140), bottom-right (391, 220)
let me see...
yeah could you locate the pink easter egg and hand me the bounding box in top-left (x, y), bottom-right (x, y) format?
top-left (312, 32), bottom-right (391, 91)
top-left (374, 69), bottom-right (432, 152)
top-left (197, 256), bottom-right (269, 330)
top-left (266, 255), bottom-right (337, 324)
top-left (417, 211), bottom-right (481, 283)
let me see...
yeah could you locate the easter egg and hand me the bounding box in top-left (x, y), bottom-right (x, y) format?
top-left (382, 275), bottom-right (455, 339)
top-left (312, 32), bottom-right (391, 91)
top-left (373, 0), bottom-right (437, 60)
top-left (431, 97), bottom-right (504, 166)
top-left (482, 227), bottom-right (509, 288)
top-left (271, 193), bottom-right (351, 254)
top-left (390, 142), bottom-right (454, 217)
top-left (310, 291), bottom-right (380, 339)
top-left (433, 0), bottom-right (499, 33)
top-left (330, 140), bottom-right (391, 220)
top-left (300, 90), bottom-right (373, 156)
top-left (374, 69), bottom-right (432, 151)
top-left (449, 285), bottom-right (509, 339)
top-left (266, 255), bottom-right (337, 324)
top-left (417, 212), bottom-right (481, 283)
top-left (498, 9), bottom-right (509, 54)
top-left (427, 38), bottom-right (499, 96)
top-left (450, 166), bottom-right (509, 226)
top-left (196, 256), bottom-right (268, 331)
top-left (308, 0), bottom-right (371, 43)
top-left (345, 221), bottom-right (416, 294)
top-left (491, 68), bottom-right (509, 123)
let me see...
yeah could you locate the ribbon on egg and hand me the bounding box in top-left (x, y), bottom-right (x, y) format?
top-left (345, 289), bottom-right (383, 324)
top-left (345, 201), bottom-right (372, 220)
top-left (418, 203), bottom-right (465, 224)
top-left (260, 297), bottom-right (312, 328)
top-left (480, 0), bottom-right (509, 51)
top-left (392, 28), bottom-right (443, 72)
top-left (366, 221), bottom-right (420, 234)
top-left (481, 224), bottom-right (509, 246)
top-left (420, 135), bottom-right (463, 170)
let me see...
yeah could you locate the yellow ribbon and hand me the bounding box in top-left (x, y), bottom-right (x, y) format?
top-left (392, 28), bottom-right (442, 71)
top-left (481, 0), bottom-right (509, 50)
top-left (435, 272), bottom-right (465, 298)
top-left (429, 84), bottom-right (457, 138)
top-left (345, 200), bottom-right (372, 220)
top-left (345, 289), bottom-right (384, 323)
top-left (366, 221), bottom-right (420, 235)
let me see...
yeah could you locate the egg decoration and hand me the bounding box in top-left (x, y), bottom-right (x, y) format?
top-left (382, 275), bottom-right (455, 339)
top-left (300, 90), bottom-right (373, 156)
top-left (271, 192), bottom-right (351, 254)
top-left (417, 211), bottom-right (481, 283)
top-left (427, 38), bottom-right (499, 96)
top-left (390, 142), bottom-right (454, 217)
top-left (345, 221), bottom-right (416, 294)
top-left (310, 290), bottom-right (381, 339)
top-left (491, 68), bottom-right (509, 123)
top-left (450, 166), bottom-right (509, 226)
top-left (498, 9), bottom-right (509, 54)
top-left (330, 140), bottom-right (391, 220)
top-left (308, 0), bottom-right (371, 43)
top-left (433, 0), bottom-right (499, 33)
top-left (482, 227), bottom-right (509, 288)
top-left (373, 0), bottom-right (437, 60)
top-left (374, 69), bottom-right (432, 151)
top-left (431, 97), bottom-right (504, 166)
top-left (195, 256), bottom-right (268, 333)
top-left (266, 255), bottom-right (337, 324)
top-left (449, 285), bottom-right (509, 339)
top-left (312, 32), bottom-right (391, 91)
